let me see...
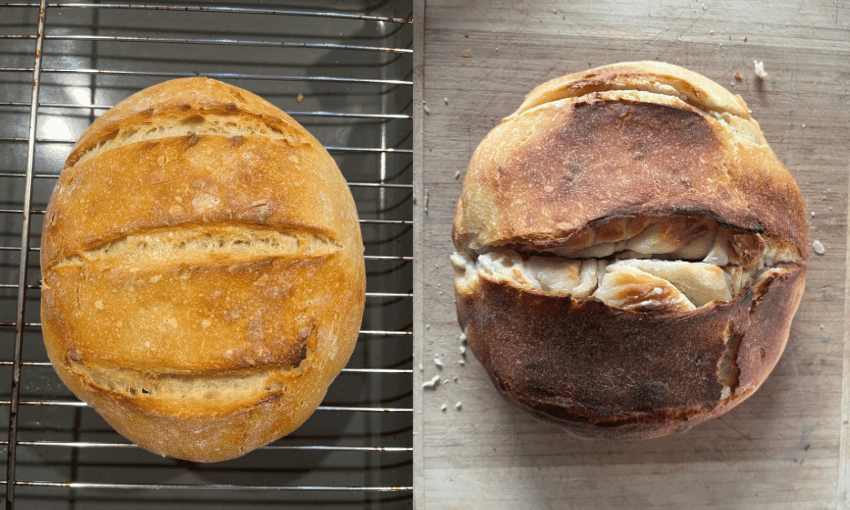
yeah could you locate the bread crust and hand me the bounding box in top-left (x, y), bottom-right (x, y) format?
top-left (41, 78), bottom-right (365, 462)
top-left (452, 62), bottom-right (808, 438)
top-left (457, 265), bottom-right (805, 439)
top-left (453, 63), bottom-right (808, 259)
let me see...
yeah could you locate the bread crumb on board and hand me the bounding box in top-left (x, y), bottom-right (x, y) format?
top-left (753, 60), bottom-right (768, 79)
top-left (734, 71), bottom-right (743, 81)
top-left (296, 93), bottom-right (304, 103)
top-left (422, 374), bottom-right (440, 389)
top-left (462, 49), bottom-right (472, 58)
top-left (812, 240), bottom-right (825, 255)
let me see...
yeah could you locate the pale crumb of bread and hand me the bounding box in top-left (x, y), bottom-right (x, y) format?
top-left (812, 240), bottom-right (825, 255)
top-left (753, 60), bottom-right (768, 79)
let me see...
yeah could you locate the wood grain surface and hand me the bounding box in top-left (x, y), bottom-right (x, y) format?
top-left (413, 1), bottom-right (850, 508)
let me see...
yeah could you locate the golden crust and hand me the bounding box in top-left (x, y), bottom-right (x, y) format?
top-left (41, 78), bottom-right (365, 462)
top-left (452, 62), bottom-right (808, 438)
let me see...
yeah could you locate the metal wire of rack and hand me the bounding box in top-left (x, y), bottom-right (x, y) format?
top-left (0, 1), bottom-right (414, 508)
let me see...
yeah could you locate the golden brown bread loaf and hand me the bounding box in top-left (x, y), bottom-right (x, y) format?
top-left (452, 61), bottom-right (808, 439)
top-left (41, 77), bottom-right (366, 462)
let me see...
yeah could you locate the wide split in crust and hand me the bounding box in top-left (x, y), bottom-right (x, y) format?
top-left (453, 214), bottom-right (802, 314)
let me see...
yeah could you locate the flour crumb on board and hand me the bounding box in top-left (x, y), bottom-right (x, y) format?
top-left (455, 402), bottom-right (462, 410)
top-left (454, 170), bottom-right (461, 179)
top-left (462, 49), bottom-right (471, 58)
top-left (812, 240), bottom-right (825, 255)
top-left (441, 403), bottom-right (447, 412)
top-left (422, 374), bottom-right (440, 389)
top-left (423, 101), bottom-right (430, 114)
top-left (753, 60), bottom-right (768, 79)
top-left (434, 354), bottom-right (443, 369)
top-left (424, 188), bottom-right (429, 213)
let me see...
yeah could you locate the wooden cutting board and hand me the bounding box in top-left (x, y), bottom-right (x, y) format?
top-left (412, 1), bottom-right (850, 508)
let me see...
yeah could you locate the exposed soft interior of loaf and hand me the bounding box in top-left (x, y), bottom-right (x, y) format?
top-left (452, 216), bottom-right (800, 313)
top-left (52, 225), bottom-right (341, 270)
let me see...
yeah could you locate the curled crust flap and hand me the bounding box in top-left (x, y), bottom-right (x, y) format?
top-left (507, 61), bottom-right (751, 120)
top-left (452, 64), bottom-right (808, 261)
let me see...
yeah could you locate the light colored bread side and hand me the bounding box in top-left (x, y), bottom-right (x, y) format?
top-left (41, 78), bottom-right (365, 462)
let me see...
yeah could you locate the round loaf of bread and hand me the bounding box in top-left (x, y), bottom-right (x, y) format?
top-left (41, 77), bottom-right (366, 462)
top-left (452, 61), bottom-right (808, 439)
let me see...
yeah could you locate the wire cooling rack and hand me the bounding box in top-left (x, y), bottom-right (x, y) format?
top-left (0, 1), bottom-right (414, 508)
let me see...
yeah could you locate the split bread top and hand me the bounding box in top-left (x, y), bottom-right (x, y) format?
top-left (453, 61), bottom-right (808, 315)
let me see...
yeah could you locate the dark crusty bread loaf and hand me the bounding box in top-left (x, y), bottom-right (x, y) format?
top-left (41, 77), bottom-right (366, 462)
top-left (452, 61), bottom-right (807, 439)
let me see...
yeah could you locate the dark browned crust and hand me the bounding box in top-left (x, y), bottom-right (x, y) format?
top-left (458, 264), bottom-right (806, 439)
top-left (453, 99), bottom-right (809, 261)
